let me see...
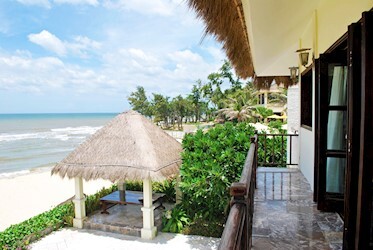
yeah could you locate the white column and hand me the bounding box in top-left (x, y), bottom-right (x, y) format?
top-left (175, 175), bottom-right (182, 205)
top-left (73, 177), bottom-right (86, 228)
top-left (117, 179), bottom-right (126, 191)
top-left (118, 179), bottom-right (126, 201)
top-left (141, 177), bottom-right (157, 239)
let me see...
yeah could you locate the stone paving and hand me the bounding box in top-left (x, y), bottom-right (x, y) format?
top-left (83, 202), bottom-right (170, 237)
top-left (252, 167), bottom-right (343, 250)
top-left (30, 167), bottom-right (343, 250)
top-left (30, 228), bottom-right (220, 250)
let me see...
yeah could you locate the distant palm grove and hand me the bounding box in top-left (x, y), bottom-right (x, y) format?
top-left (128, 61), bottom-right (286, 129)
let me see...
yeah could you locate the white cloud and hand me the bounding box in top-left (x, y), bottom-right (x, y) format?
top-left (2, 0), bottom-right (227, 113)
top-left (67, 36), bottom-right (102, 58)
top-left (53, 0), bottom-right (99, 6)
top-left (17, 0), bottom-right (99, 7)
top-left (16, 0), bottom-right (51, 8)
top-left (28, 30), bottom-right (101, 58)
top-left (28, 30), bottom-right (66, 56)
top-left (103, 0), bottom-right (181, 16)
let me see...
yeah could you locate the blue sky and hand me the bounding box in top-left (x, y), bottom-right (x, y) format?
top-left (0, 0), bottom-right (225, 113)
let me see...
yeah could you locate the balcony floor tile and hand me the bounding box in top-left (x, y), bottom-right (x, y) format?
top-left (252, 167), bottom-right (343, 250)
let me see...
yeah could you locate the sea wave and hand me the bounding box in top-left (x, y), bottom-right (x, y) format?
top-left (0, 169), bottom-right (30, 179)
top-left (0, 126), bottom-right (102, 142)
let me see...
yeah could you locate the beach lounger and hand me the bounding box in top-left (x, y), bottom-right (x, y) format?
top-left (100, 190), bottom-right (165, 214)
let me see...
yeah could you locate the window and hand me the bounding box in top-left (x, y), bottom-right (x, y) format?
top-left (301, 67), bottom-right (312, 129)
top-left (258, 93), bottom-right (265, 104)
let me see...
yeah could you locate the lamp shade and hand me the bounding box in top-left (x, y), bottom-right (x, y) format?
top-left (289, 67), bottom-right (298, 83)
top-left (296, 48), bottom-right (311, 66)
top-left (299, 52), bottom-right (309, 66)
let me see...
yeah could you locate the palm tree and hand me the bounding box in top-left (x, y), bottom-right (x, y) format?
top-left (218, 82), bottom-right (260, 122)
top-left (268, 87), bottom-right (288, 113)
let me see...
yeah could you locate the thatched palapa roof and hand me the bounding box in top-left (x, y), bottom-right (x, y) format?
top-left (188, 0), bottom-right (253, 79)
top-left (254, 76), bottom-right (292, 89)
top-left (52, 110), bottom-right (182, 182)
top-left (187, 0), bottom-right (297, 89)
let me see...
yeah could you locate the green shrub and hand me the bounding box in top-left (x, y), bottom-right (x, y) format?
top-left (162, 206), bottom-right (190, 233)
top-left (257, 131), bottom-right (287, 167)
top-left (0, 184), bottom-right (117, 250)
top-left (0, 203), bottom-right (73, 250)
top-left (85, 184), bottom-right (118, 215)
top-left (268, 120), bottom-right (286, 131)
top-left (125, 180), bottom-right (143, 191)
top-left (179, 122), bottom-right (255, 221)
top-left (182, 217), bottom-right (225, 238)
top-left (125, 178), bottom-right (176, 202)
top-left (152, 178), bottom-right (176, 202)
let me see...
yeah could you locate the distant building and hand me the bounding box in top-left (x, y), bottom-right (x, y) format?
top-left (256, 82), bottom-right (287, 118)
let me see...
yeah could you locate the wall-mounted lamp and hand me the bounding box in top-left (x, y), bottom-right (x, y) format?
top-left (296, 48), bottom-right (311, 66)
top-left (289, 67), bottom-right (298, 83)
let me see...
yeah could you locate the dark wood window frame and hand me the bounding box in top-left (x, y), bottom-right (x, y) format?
top-left (300, 66), bottom-right (313, 130)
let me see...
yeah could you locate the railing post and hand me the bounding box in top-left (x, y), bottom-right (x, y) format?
top-left (219, 135), bottom-right (257, 250)
top-left (230, 183), bottom-right (247, 250)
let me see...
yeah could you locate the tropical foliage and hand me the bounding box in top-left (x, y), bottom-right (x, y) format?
top-left (127, 60), bottom-right (286, 128)
top-left (175, 122), bottom-right (255, 236)
top-left (0, 178), bottom-right (176, 250)
top-left (162, 206), bottom-right (190, 233)
top-left (0, 184), bottom-right (117, 250)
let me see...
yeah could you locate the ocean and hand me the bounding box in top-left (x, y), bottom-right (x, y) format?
top-left (0, 113), bottom-right (117, 177)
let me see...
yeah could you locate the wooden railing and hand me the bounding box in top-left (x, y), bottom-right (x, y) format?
top-left (218, 135), bottom-right (258, 250)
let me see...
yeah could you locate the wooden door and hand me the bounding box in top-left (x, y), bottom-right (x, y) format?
top-left (343, 22), bottom-right (361, 250)
top-left (354, 11), bottom-right (373, 250)
top-left (316, 51), bottom-right (347, 213)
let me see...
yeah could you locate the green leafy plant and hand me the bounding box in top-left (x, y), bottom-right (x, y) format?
top-left (162, 207), bottom-right (190, 233)
top-left (125, 180), bottom-right (143, 191)
top-left (125, 178), bottom-right (176, 202)
top-left (268, 120), bottom-right (285, 131)
top-left (152, 177), bottom-right (176, 202)
top-left (0, 203), bottom-right (73, 250)
top-left (179, 122), bottom-right (254, 222)
top-left (85, 185), bottom-right (118, 215)
top-left (0, 184), bottom-right (118, 250)
top-left (257, 131), bottom-right (287, 167)
top-left (182, 217), bottom-right (225, 238)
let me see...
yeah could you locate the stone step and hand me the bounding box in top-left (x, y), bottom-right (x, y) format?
top-left (83, 213), bottom-right (163, 237)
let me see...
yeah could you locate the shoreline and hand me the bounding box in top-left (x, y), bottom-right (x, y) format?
top-left (0, 164), bottom-right (54, 180)
top-left (0, 169), bottom-right (112, 232)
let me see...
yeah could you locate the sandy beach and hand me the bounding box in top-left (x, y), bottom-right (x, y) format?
top-left (0, 169), bottom-right (112, 231)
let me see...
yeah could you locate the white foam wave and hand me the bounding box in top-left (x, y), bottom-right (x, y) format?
top-left (0, 169), bottom-right (30, 179)
top-left (0, 126), bottom-right (102, 142)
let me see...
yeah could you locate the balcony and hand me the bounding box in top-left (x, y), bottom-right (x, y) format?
top-left (253, 167), bottom-right (343, 249)
top-left (219, 134), bottom-right (343, 250)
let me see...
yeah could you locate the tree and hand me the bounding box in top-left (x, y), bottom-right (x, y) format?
top-left (188, 81), bottom-right (205, 122)
top-left (128, 86), bottom-right (152, 117)
top-left (255, 107), bottom-right (274, 123)
top-left (171, 95), bottom-right (190, 130)
top-left (206, 73), bottom-right (225, 110)
top-left (151, 93), bottom-right (171, 128)
top-left (218, 82), bottom-right (259, 122)
top-left (220, 60), bottom-right (242, 93)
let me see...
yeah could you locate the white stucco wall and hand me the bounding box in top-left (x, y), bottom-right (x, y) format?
top-left (287, 85), bottom-right (300, 133)
top-left (287, 85), bottom-right (300, 168)
top-left (298, 66), bottom-right (316, 191)
top-left (299, 128), bottom-right (315, 190)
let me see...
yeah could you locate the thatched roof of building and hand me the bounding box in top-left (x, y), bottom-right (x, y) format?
top-left (187, 0), bottom-right (297, 88)
top-left (188, 0), bottom-right (253, 79)
top-left (254, 76), bottom-right (292, 89)
top-left (52, 110), bottom-right (182, 182)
